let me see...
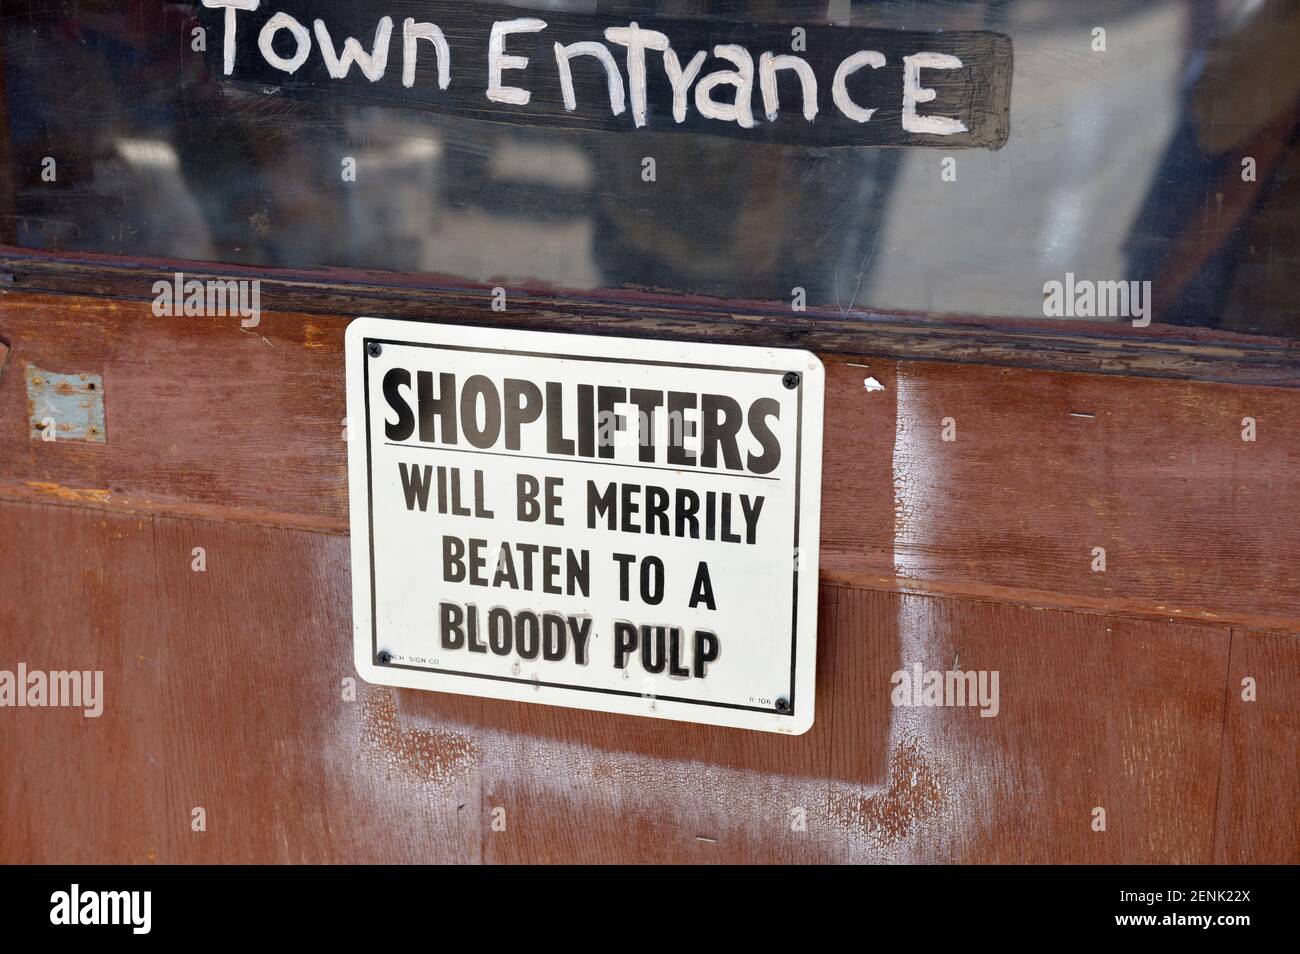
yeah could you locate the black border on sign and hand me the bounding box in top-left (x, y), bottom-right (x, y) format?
top-left (362, 337), bottom-right (803, 718)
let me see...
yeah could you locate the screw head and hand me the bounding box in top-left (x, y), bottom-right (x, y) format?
top-left (376, 650), bottom-right (393, 665)
top-left (782, 372), bottom-right (800, 389)
top-left (775, 697), bottom-right (791, 712)
top-left (366, 341), bottom-right (382, 358)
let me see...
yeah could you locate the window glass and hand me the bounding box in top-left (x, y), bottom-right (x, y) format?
top-left (3, 0), bottom-right (1297, 337)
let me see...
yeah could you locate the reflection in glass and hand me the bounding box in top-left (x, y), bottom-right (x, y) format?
top-left (2, 0), bottom-right (1297, 336)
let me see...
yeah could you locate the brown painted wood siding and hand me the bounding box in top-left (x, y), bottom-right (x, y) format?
top-left (0, 500), bottom-right (1291, 863)
top-left (0, 290), bottom-right (1295, 863)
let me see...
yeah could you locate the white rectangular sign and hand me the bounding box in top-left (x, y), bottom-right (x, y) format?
top-left (345, 318), bottom-right (823, 733)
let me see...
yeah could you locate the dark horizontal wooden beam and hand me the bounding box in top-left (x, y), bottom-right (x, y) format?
top-left (1, 247), bottom-right (1297, 389)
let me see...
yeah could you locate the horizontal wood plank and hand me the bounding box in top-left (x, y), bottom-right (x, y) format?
top-left (3, 290), bottom-right (1299, 630)
top-left (3, 499), bottom-right (1272, 863)
top-left (820, 354), bottom-right (1300, 632)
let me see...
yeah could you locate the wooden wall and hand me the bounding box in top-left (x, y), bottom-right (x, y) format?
top-left (0, 291), bottom-right (1295, 863)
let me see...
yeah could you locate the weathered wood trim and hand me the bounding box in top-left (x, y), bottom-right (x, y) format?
top-left (2, 248), bottom-right (1298, 388)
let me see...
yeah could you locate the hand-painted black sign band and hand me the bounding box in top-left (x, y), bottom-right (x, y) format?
top-left (198, 0), bottom-right (1012, 148)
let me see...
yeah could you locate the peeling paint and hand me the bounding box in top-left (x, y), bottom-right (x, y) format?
top-left (26, 364), bottom-right (106, 442)
top-left (304, 323), bottom-right (327, 350)
top-left (353, 688), bottom-right (973, 860)
top-left (360, 688), bottom-right (482, 786)
top-left (829, 734), bottom-right (949, 846)
top-left (24, 481), bottom-right (112, 504)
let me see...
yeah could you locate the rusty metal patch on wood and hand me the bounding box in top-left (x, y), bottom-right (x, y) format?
top-left (26, 365), bottom-right (106, 443)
